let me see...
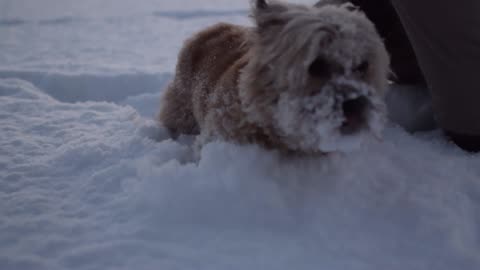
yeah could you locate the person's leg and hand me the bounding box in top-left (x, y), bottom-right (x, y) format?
top-left (349, 0), bottom-right (426, 85)
top-left (390, 0), bottom-right (480, 151)
top-left (348, 0), bottom-right (435, 133)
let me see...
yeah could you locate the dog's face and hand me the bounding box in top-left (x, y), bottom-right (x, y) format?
top-left (240, 0), bottom-right (390, 153)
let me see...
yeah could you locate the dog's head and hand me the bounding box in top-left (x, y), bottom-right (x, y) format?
top-left (239, 0), bottom-right (390, 153)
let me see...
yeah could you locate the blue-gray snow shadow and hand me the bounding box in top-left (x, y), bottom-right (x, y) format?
top-left (152, 9), bottom-right (248, 20)
top-left (0, 18), bottom-right (28, 27)
top-left (1, 10), bottom-right (248, 28)
top-left (37, 16), bottom-right (85, 26)
top-left (0, 70), bottom-right (172, 118)
top-left (0, 17), bottom-right (85, 27)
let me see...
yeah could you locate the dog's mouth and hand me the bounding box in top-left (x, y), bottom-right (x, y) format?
top-left (273, 79), bottom-right (386, 153)
top-left (339, 95), bottom-right (371, 135)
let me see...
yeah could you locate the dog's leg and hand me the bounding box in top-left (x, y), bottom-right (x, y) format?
top-left (158, 82), bottom-right (200, 138)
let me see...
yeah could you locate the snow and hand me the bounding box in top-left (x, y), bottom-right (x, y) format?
top-left (0, 0), bottom-right (479, 269)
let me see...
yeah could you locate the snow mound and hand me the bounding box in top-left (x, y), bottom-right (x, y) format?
top-left (0, 70), bottom-right (170, 117)
top-left (1, 78), bottom-right (479, 270)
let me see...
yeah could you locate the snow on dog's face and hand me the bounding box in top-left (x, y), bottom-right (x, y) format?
top-left (240, 0), bottom-right (390, 153)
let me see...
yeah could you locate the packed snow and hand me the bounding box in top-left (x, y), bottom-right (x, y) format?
top-left (0, 0), bottom-right (479, 269)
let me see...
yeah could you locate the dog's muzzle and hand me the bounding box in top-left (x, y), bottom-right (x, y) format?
top-left (334, 81), bottom-right (373, 135)
top-left (340, 95), bottom-right (370, 134)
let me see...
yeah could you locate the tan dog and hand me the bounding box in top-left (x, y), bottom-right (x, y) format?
top-left (159, 0), bottom-right (390, 154)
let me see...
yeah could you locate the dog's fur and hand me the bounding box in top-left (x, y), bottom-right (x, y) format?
top-left (159, 0), bottom-right (390, 153)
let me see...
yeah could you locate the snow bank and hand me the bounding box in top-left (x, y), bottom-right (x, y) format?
top-left (1, 78), bottom-right (479, 270)
top-left (0, 70), bottom-right (169, 103)
top-left (0, 70), bottom-right (169, 118)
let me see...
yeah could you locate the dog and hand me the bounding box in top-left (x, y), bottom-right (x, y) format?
top-left (158, 0), bottom-right (390, 154)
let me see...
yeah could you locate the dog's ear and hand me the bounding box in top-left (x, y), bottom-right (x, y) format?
top-left (314, 0), bottom-right (348, 8)
top-left (315, 0), bottom-right (358, 12)
top-left (255, 0), bottom-right (269, 9)
top-left (251, 0), bottom-right (289, 29)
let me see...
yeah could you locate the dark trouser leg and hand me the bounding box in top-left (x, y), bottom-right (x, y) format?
top-left (390, 0), bottom-right (480, 151)
top-left (349, 0), bottom-right (426, 85)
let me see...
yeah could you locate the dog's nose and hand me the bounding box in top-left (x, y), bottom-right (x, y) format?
top-left (340, 96), bottom-right (369, 134)
top-left (342, 96), bottom-right (369, 117)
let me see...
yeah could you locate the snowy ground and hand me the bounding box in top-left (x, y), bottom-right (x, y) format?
top-left (1, 1), bottom-right (479, 269)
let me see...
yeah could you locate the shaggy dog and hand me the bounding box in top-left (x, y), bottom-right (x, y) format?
top-left (158, 0), bottom-right (390, 154)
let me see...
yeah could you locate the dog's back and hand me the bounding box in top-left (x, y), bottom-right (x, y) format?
top-left (159, 23), bottom-right (251, 137)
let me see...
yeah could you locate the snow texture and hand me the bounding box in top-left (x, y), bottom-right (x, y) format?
top-left (0, 0), bottom-right (479, 270)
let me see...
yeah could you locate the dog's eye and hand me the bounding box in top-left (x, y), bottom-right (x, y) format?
top-left (354, 61), bottom-right (369, 74)
top-left (308, 57), bottom-right (330, 77)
